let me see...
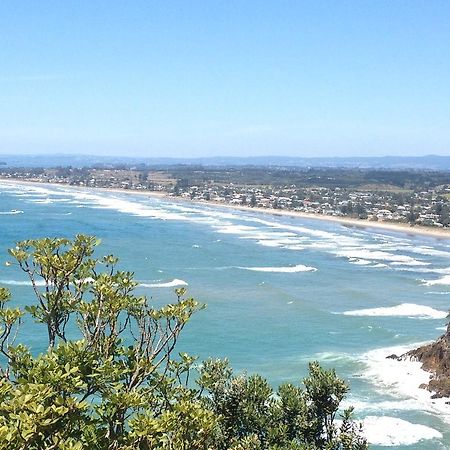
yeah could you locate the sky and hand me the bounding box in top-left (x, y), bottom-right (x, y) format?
top-left (0, 1), bottom-right (449, 158)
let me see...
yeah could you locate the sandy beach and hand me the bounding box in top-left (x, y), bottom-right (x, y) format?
top-left (2, 177), bottom-right (450, 240)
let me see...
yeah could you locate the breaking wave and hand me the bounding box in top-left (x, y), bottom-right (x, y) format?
top-left (342, 303), bottom-right (447, 319)
top-left (140, 279), bottom-right (188, 288)
top-left (422, 275), bottom-right (450, 286)
top-left (362, 416), bottom-right (442, 446)
top-left (360, 344), bottom-right (450, 424)
top-left (0, 210), bottom-right (23, 215)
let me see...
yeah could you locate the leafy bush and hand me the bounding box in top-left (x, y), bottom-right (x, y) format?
top-left (0, 235), bottom-right (367, 449)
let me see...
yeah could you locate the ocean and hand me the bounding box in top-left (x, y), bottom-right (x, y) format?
top-left (0, 181), bottom-right (449, 449)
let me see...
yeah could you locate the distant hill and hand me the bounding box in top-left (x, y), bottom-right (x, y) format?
top-left (0, 153), bottom-right (449, 170)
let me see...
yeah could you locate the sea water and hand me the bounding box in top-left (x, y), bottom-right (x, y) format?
top-left (0, 181), bottom-right (449, 449)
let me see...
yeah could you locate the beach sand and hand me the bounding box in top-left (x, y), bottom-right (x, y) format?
top-left (2, 178), bottom-right (450, 240)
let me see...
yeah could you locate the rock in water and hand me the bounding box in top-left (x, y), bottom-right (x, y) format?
top-left (392, 324), bottom-right (450, 398)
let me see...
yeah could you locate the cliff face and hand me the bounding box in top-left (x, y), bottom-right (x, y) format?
top-left (389, 324), bottom-right (450, 399)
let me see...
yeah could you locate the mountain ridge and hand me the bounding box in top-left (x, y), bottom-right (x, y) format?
top-left (0, 154), bottom-right (449, 170)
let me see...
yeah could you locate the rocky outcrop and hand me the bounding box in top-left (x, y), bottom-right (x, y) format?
top-left (388, 324), bottom-right (450, 399)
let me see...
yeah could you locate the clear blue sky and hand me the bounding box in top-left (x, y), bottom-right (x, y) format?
top-left (1, 1), bottom-right (449, 158)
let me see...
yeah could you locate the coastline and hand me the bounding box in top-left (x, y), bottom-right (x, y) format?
top-left (2, 178), bottom-right (450, 445)
top-left (1, 177), bottom-right (450, 240)
top-left (362, 343), bottom-right (450, 425)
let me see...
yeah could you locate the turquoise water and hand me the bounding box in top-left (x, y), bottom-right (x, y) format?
top-left (0, 181), bottom-right (449, 449)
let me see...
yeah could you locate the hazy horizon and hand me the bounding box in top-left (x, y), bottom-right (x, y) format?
top-left (1, 152), bottom-right (450, 159)
top-left (1, 1), bottom-right (449, 158)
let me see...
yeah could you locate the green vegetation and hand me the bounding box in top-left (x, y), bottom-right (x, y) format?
top-left (0, 235), bottom-right (367, 449)
top-left (164, 167), bottom-right (450, 191)
top-left (2, 165), bottom-right (450, 191)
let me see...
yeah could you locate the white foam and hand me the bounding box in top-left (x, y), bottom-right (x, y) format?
top-left (422, 275), bottom-right (450, 286)
top-left (335, 248), bottom-right (428, 267)
top-left (0, 183), bottom-right (60, 197)
top-left (256, 239), bottom-right (286, 248)
top-left (283, 245), bottom-right (306, 251)
top-left (390, 260), bottom-right (430, 266)
top-left (140, 279), bottom-right (188, 288)
top-left (239, 231), bottom-right (299, 240)
top-left (408, 246), bottom-right (450, 258)
top-left (238, 264), bottom-right (317, 273)
top-left (268, 222), bottom-right (339, 239)
top-left (0, 210), bottom-right (23, 215)
top-left (4, 183), bottom-right (450, 288)
top-left (58, 191), bottom-right (219, 225)
top-left (362, 416), bottom-right (442, 446)
top-left (360, 344), bottom-right (450, 424)
top-left (343, 303), bottom-right (447, 319)
top-left (215, 224), bottom-right (259, 234)
top-left (29, 198), bottom-right (53, 204)
top-left (311, 351), bottom-right (355, 363)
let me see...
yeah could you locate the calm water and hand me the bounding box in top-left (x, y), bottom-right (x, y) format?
top-left (1, 181), bottom-right (449, 449)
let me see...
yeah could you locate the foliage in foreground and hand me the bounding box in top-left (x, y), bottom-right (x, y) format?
top-left (0, 235), bottom-right (368, 450)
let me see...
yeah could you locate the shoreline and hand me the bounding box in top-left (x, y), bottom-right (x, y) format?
top-left (1, 177), bottom-right (450, 240)
top-left (362, 343), bottom-right (450, 427)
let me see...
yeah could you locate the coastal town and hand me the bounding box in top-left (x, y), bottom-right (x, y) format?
top-left (1, 165), bottom-right (449, 228)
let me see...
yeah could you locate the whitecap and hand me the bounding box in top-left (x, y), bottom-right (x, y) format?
top-left (256, 239), bottom-right (286, 248)
top-left (283, 245), bottom-right (306, 251)
top-left (422, 275), bottom-right (450, 286)
top-left (390, 260), bottom-right (430, 266)
top-left (238, 264), bottom-right (317, 273)
top-left (362, 416), bottom-right (442, 446)
top-left (239, 231), bottom-right (299, 240)
top-left (215, 225), bottom-right (259, 234)
top-left (311, 351), bottom-right (354, 363)
top-left (0, 210), bottom-right (24, 215)
top-left (140, 279), bottom-right (188, 288)
top-left (334, 248), bottom-right (429, 266)
top-left (342, 303), bottom-right (447, 319)
top-left (407, 246), bottom-right (450, 258)
top-left (304, 242), bottom-right (336, 250)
